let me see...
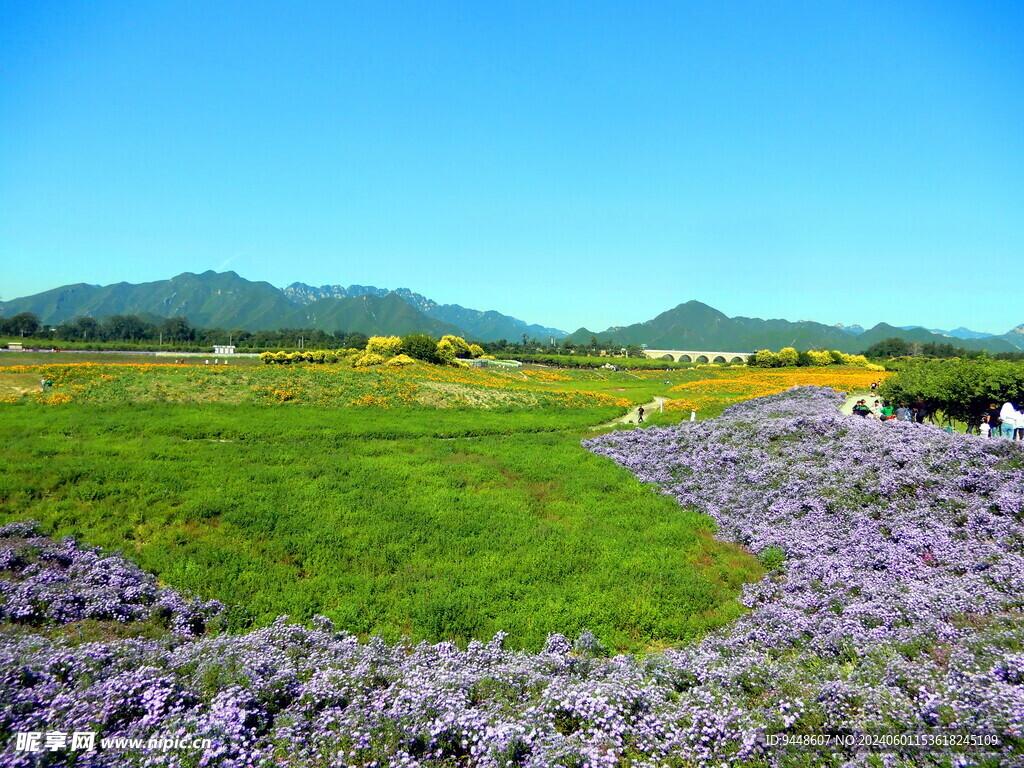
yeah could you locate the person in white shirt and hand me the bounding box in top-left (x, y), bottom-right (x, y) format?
top-left (999, 401), bottom-right (1020, 439)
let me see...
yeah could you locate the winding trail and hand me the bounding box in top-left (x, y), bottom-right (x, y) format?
top-left (591, 400), bottom-right (661, 430)
top-left (594, 389), bottom-right (878, 432)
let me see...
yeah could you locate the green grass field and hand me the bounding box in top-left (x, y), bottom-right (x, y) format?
top-left (0, 402), bottom-right (761, 652)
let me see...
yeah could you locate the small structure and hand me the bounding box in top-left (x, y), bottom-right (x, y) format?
top-left (8, 342), bottom-right (23, 351)
top-left (213, 345), bottom-right (236, 355)
top-left (469, 358), bottom-right (489, 368)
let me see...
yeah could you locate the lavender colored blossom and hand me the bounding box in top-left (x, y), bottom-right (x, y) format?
top-left (0, 521), bottom-right (224, 636)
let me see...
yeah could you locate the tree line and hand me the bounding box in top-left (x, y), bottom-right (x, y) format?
top-left (861, 337), bottom-right (1024, 361)
top-left (0, 312), bottom-right (651, 357)
top-left (879, 358), bottom-right (1024, 426)
top-left (1, 312), bottom-right (372, 350)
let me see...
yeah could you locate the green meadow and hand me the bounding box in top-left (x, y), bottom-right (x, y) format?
top-left (0, 361), bottom-right (765, 652)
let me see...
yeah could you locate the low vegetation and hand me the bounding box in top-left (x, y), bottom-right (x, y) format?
top-left (748, 346), bottom-right (880, 368)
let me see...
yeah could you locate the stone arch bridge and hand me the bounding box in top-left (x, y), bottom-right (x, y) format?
top-left (641, 349), bottom-right (752, 364)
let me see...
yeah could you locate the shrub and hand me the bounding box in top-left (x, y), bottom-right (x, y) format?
top-left (365, 336), bottom-right (403, 358)
top-left (777, 347), bottom-right (799, 367)
top-left (401, 333), bottom-right (439, 363)
top-left (353, 352), bottom-right (385, 367)
top-left (807, 350), bottom-right (833, 366)
top-left (439, 335), bottom-right (471, 358)
top-left (435, 339), bottom-right (457, 365)
top-left (757, 546), bottom-right (786, 571)
top-left (385, 354), bottom-right (416, 367)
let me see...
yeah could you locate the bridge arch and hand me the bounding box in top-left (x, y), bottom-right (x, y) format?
top-left (640, 349), bottom-right (753, 364)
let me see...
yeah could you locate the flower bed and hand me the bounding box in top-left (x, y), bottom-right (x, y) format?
top-left (585, 386), bottom-right (1024, 764)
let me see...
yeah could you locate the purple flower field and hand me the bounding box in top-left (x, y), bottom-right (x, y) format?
top-left (2, 387), bottom-right (1023, 766)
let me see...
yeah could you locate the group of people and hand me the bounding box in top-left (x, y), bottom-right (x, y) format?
top-left (851, 399), bottom-right (926, 423)
top-left (977, 402), bottom-right (1024, 440)
top-left (851, 396), bottom-right (1024, 440)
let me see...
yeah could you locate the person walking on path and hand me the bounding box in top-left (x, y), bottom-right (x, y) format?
top-left (637, 405), bottom-right (645, 423)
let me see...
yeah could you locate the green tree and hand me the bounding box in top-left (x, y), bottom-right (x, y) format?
top-left (10, 312), bottom-right (41, 337)
top-left (342, 332), bottom-right (369, 350)
top-left (402, 333), bottom-right (440, 363)
top-left (59, 316), bottom-right (99, 341)
top-left (157, 316), bottom-right (194, 343)
top-left (102, 314), bottom-right (150, 341)
top-left (863, 338), bottom-right (911, 358)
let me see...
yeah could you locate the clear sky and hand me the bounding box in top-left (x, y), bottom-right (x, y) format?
top-left (2, 1), bottom-right (1022, 334)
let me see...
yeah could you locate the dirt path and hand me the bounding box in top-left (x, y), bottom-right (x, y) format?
top-left (841, 391), bottom-right (880, 415)
top-left (591, 400), bottom-right (661, 430)
top-left (594, 390), bottom-right (877, 431)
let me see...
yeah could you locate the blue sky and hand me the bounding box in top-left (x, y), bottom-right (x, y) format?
top-left (2, 1), bottom-right (1022, 334)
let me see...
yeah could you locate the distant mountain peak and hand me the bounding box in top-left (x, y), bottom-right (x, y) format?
top-left (279, 281), bottom-right (566, 341)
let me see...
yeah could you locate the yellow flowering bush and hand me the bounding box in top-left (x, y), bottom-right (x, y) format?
top-left (353, 352), bottom-right (386, 367)
top-left (435, 340), bottom-right (457, 365)
top-left (777, 347), bottom-right (799, 367)
top-left (365, 336), bottom-right (403, 358)
top-left (439, 335), bottom-right (471, 357)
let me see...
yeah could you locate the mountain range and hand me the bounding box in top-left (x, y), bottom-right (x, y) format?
top-left (0, 271), bottom-right (561, 343)
top-left (2, 271), bottom-right (1023, 353)
top-left (566, 302), bottom-right (1024, 354)
top-left (899, 325), bottom-right (996, 340)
